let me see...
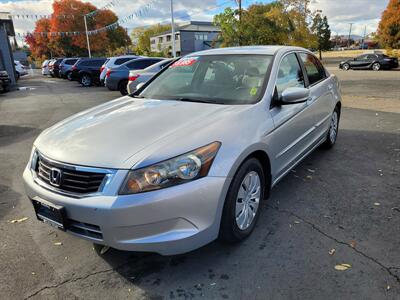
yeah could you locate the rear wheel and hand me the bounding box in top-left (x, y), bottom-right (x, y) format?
top-left (80, 74), bottom-right (92, 87)
top-left (372, 62), bottom-right (381, 71)
top-left (219, 158), bottom-right (266, 242)
top-left (119, 80), bottom-right (128, 96)
top-left (0, 85), bottom-right (10, 93)
top-left (322, 106), bottom-right (340, 149)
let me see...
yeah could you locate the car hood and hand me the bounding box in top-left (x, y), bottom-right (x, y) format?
top-left (34, 97), bottom-right (237, 169)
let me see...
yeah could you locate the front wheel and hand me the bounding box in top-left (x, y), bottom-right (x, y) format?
top-left (372, 62), bottom-right (381, 71)
top-left (322, 106), bottom-right (340, 149)
top-left (219, 158), bottom-right (265, 242)
top-left (80, 74), bottom-right (92, 87)
top-left (342, 63), bottom-right (350, 71)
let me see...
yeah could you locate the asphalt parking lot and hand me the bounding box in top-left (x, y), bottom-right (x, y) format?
top-left (0, 65), bottom-right (399, 300)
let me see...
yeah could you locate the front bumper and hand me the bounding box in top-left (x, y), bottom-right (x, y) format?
top-left (23, 167), bottom-right (227, 255)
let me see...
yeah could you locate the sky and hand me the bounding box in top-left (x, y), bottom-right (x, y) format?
top-left (0, 0), bottom-right (390, 42)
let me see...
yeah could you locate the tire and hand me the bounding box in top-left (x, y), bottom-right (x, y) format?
top-left (0, 85), bottom-right (10, 93)
top-left (342, 63), bottom-right (350, 71)
top-left (219, 158), bottom-right (266, 243)
top-left (322, 106), bottom-right (340, 149)
top-left (372, 62), bottom-right (381, 71)
top-left (119, 80), bottom-right (128, 96)
top-left (67, 72), bottom-right (73, 81)
top-left (80, 74), bottom-right (92, 87)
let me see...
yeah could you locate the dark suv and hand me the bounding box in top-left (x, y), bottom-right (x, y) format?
top-left (0, 70), bottom-right (11, 93)
top-left (70, 58), bottom-right (107, 86)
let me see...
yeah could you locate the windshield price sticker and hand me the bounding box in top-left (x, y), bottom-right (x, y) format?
top-left (170, 57), bottom-right (198, 68)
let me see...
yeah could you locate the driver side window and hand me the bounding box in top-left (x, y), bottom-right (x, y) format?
top-left (276, 53), bottom-right (305, 97)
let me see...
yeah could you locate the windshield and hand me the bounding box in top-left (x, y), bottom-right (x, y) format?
top-left (139, 54), bottom-right (273, 104)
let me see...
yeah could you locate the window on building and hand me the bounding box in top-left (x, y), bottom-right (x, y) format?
top-left (195, 33), bottom-right (209, 41)
top-left (166, 35), bottom-right (171, 42)
top-left (158, 37), bottom-right (163, 43)
top-left (175, 33), bottom-right (179, 40)
top-left (151, 39), bottom-right (155, 44)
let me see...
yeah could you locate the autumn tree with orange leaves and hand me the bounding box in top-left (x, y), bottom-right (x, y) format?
top-left (377, 0), bottom-right (400, 48)
top-left (25, 0), bottom-right (131, 59)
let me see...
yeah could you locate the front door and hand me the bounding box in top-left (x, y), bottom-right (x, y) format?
top-left (267, 53), bottom-right (316, 182)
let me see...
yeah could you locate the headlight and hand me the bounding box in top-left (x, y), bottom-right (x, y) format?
top-left (29, 147), bottom-right (38, 170)
top-left (119, 142), bottom-right (221, 194)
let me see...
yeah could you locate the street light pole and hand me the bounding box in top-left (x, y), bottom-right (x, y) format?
top-left (170, 0), bottom-right (176, 58)
top-left (84, 15), bottom-right (92, 58)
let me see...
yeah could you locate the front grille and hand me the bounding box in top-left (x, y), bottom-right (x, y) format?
top-left (36, 155), bottom-right (107, 195)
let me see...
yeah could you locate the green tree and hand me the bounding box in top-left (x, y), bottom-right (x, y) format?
top-left (214, 2), bottom-right (316, 48)
top-left (213, 7), bottom-right (239, 47)
top-left (131, 24), bottom-right (171, 55)
top-left (311, 13), bottom-right (331, 59)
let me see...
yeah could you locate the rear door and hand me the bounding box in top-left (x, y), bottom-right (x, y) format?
top-left (88, 59), bottom-right (106, 77)
top-left (298, 52), bottom-right (334, 143)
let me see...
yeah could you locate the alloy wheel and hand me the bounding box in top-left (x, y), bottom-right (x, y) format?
top-left (81, 75), bottom-right (91, 86)
top-left (235, 171), bottom-right (261, 230)
top-left (372, 63), bottom-right (380, 71)
top-left (343, 63), bottom-right (350, 70)
top-left (329, 111), bottom-right (338, 144)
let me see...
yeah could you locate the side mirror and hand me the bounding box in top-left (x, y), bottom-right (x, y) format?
top-left (280, 87), bottom-right (310, 105)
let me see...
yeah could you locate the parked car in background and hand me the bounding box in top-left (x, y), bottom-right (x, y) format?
top-left (70, 58), bottom-right (107, 86)
top-left (105, 57), bottom-right (164, 95)
top-left (339, 53), bottom-right (399, 71)
top-left (14, 60), bottom-right (28, 79)
top-left (59, 58), bottom-right (79, 79)
top-left (127, 59), bottom-right (174, 94)
top-left (23, 46), bottom-right (342, 255)
top-left (99, 55), bottom-right (140, 85)
top-left (42, 60), bottom-right (51, 76)
top-left (0, 70), bottom-right (10, 93)
top-left (49, 58), bottom-right (64, 77)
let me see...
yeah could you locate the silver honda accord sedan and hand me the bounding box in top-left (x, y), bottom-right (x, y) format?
top-left (23, 46), bottom-right (341, 255)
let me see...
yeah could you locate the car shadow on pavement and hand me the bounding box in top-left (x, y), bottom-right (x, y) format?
top-left (91, 126), bottom-right (400, 299)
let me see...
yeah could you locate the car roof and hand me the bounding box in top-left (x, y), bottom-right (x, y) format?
top-left (187, 45), bottom-right (306, 56)
top-left (109, 55), bottom-right (140, 60)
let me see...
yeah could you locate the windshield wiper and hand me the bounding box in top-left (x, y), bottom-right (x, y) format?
top-left (176, 97), bottom-right (217, 104)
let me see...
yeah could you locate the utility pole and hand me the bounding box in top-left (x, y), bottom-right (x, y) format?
top-left (236, 0), bottom-right (242, 46)
top-left (83, 15), bottom-right (91, 58)
top-left (170, 0), bottom-right (176, 58)
top-left (362, 25), bottom-right (366, 49)
top-left (347, 23), bottom-right (353, 49)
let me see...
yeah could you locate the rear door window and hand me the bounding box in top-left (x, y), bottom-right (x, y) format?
top-left (299, 53), bottom-right (326, 85)
top-left (126, 60), bottom-right (159, 70)
top-left (115, 57), bottom-right (134, 65)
